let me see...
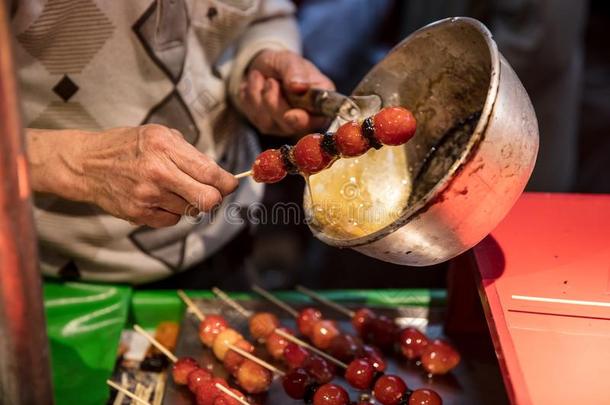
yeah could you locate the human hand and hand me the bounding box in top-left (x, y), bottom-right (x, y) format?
top-left (239, 49), bottom-right (335, 136)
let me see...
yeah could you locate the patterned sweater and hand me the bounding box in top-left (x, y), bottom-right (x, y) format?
top-left (10, 0), bottom-right (300, 283)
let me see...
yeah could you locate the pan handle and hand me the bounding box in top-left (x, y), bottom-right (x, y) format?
top-left (285, 88), bottom-right (357, 119)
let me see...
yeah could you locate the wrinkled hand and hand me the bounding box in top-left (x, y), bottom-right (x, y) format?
top-left (78, 125), bottom-right (237, 227)
top-left (239, 49), bottom-right (335, 136)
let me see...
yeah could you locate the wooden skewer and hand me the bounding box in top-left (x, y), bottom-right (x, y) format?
top-left (296, 285), bottom-right (355, 318)
top-left (107, 380), bottom-right (152, 405)
top-left (177, 290), bottom-right (206, 321)
top-left (215, 382), bottom-right (251, 405)
top-left (213, 287), bottom-right (347, 368)
top-left (251, 285), bottom-right (299, 318)
top-left (234, 170), bottom-right (253, 179)
top-left (212, 287), bottom-right (253, 318)
top-left (227, 343), bottom-right (285, 377)
top-left (133, 324), bottom-right (178, 363)
top-left (274, 329), bottom-right (348, 369)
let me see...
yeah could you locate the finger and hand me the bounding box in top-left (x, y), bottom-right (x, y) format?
top-left (169, 142), bottom-right (238, 196)
top-left (166, 169), bottom-right (224, 213)
top-left (245, 70), bottom-right (275, 132)
top-left (284, 60), bottom-right (335, 94)
top-left (142, 209), bottom-right (181, 228)
top-left (157, 192), bottom-right (193, 216)
top-left (262, 78), bottom-right (294, 133)
top-left (283, 109), bottom-right (331, 133)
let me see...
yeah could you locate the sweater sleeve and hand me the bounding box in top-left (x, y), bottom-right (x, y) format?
top-left (227, 0), bottom-right (301, 113)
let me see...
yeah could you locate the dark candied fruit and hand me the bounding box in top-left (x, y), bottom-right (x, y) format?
top-left (399, 327), bottom-right (429, 360)
top-left (284, 342), bottom-right (310, 369)
top-left (335, 121), bottom-right (369, 157)
top-left (313, 383), bottom-right (350, 405)
top-left (360, 344), bottom-right (386, 372)
top-left (311, 320), bottom-right (340, 349)
top-left (293, 133), bottom-right (335, 175)
top-left (363, 315), bottom-right (399, 352)
top-left (409, 388), bottom-right (442, 405)
top-left (328, 334), bottom-right (363, 363)
top-left (172, 357), bottom-right (199, 385)
top-left (252, 149), bottom-right (287, 183)
top-left (297, 307), bottom-right (323, 337)
top-left (373, 375), bottom-right (408, 405)
top-left (372, 107), bottom-right (417, 146)
top-left (282, 367), bottom-right (314, 399)
top-left (303, 355), bottom-right (336, 384)
top-left (352, 308), bottom-right (376, 336)
top-left (345, 358), bottom-right (375, 390)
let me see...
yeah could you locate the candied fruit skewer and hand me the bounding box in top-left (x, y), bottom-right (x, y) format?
top-left (132, 324), bottom-right (250, 405)
top-left (296, 285), bottom-right (460, 376)
top-left (176, 291), bottom-right (273, 395)
top-left (234, 106), bottom-right (417, 182)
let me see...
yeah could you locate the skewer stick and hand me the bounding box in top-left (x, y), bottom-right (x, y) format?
top-left (215, 383), bottom-right (251, 405)
top-left (177, 290), bottom-right (206, 321)
top-left (133, 324), bottom-right (178, 363)
top-left (234, 170), bottom-right (253, 179)
top-left (251, 285), bottom-right (299, 318)
top-left (212, 287), bottom-right (253, 318)
top-left (107, 380), bottom-right (152, 405)
top-left (296, 285), bottom-right (355, 318)
top-left (273, 329), bottom-right (348, 369)
top-left (227, 343), bottom-right (286, 377)
top-left (214, 287), bottom-right (347, 368)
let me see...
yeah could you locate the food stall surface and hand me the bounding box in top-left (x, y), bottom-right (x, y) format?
top-left (474, 192), bottom-right (610, 405)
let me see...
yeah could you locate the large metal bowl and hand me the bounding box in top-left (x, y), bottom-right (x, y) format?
top-left (306, 17), bottom-right (539, 266)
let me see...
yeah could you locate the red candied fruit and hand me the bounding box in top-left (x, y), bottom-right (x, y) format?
top-left (284, 342), bottom-right (310, 369)
top-left (409, 388), bottom-right (443, 405)
top-left (311, 320), bottom-right (340, 349)
top-left (373, 107), bottom-right (417, 146)
top-left (195, 378), bottom-right (229, 405)
top-left (249, 312), bottom-right (280, 342)
top-left (399, 327), bottom-right (429, 360)
top-left (282, 367), bottom-right (314, 399)
top-left (327, 333), bottom-right (363, 363)
top-left (172, 357), bottom-right (199, 385)
top-left (198, 315), bottom-right (228, 347)
top-left (373, 375), bottom-right (408, 405)
top-left (420, 340), bottom-right (460, 375)
top-left (297, 307), bottom-right (323, 337)
top-left (334, 121), bottom-right (369, 157)
top-left (345, 358), bottom-right (375, 390)
top-left (252, 149), bottom-right (287, 183)
top-left (312, 383), bottom-right (350, 405)
top-left (293, 134), bottom-right (334, 175)
top-left (213, 388), bottom-right (246, 405)
top-left (303, 355), bottom-right (336, 384)
top-left (363, 315), bottom-right (399, 351)
top-left (352, 308), bottom-right (376, 336)
top-left (187, 368), bottom-right (213, 393)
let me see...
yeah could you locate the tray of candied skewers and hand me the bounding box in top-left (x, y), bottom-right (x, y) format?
top-left (134, 287), bottom-right (506, 405)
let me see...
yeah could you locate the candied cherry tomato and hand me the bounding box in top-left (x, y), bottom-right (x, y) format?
top-left (172, 357), bottom-right (199, 385)
top-left (223, 338), bottom-right (254, 375)
top-left (266, 327), bottom-right (293, 360)
top-left (351, 308), bottom-right (376, 336)
top-left (327, 333), bottom-right (363, 363)
top-left (373, 375), bottom-right (408, 405)
top-left (313, 383), bottom-right (350, 405)
top-left (335, 121), bottom-right (369, 157)
top-left (199, 315), bottom-right (229, 347)
top-left (373, 107), bottom-right (417, 146)
top-left (235, 359), bottom-right (272, 394)
top-left (345, 358), bottom-right (375, 390)
top-left (293, 134), bottom-right (334, 175)
top-left (188, 368), bottom-right (213, 393)
top-left (212, 329), bottom-right (243, 360)
top-left (297, 307), bottom-right (323, 337)
top-left (249, 312), bottom-right (280, 342)
top-left (311, 320), bottom-right (340, 349)
top-left (399, 327), bottom-right (429, 360)
top-left (282, 367), bottom-right (314, 399)
top-left (195, 378), bottom-right (229, 405)
top-left (360, 344), bottom-right (386, 372)
top-left (409, 388), bottom-right (443, 405)
top-left (252, 149), bottom-right (287, 183)
top-left (303, 355), bottom-right (335, 384)
top-left (284, 342), bottom-right (310, 369)
top-left (420, 340), bottom-right (460, 375)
